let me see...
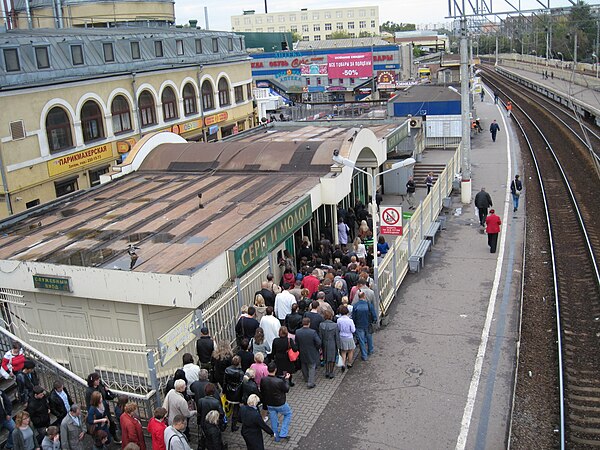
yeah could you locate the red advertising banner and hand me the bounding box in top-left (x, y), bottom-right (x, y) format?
top-left (327, 52), bottom-right (372, 79)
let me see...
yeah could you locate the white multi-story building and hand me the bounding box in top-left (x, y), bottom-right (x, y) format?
top-left (231, 6), bottom-right (379, 42)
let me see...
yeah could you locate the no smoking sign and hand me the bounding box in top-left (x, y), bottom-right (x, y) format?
top-left (380, 206), bottom-right (403, 235)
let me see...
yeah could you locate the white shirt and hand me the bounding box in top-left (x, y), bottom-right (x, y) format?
top-left (260, 315), bottom-right (282, 349)
top-left (182, 363), bottom-right (200, 394)
top-left (57, 389), bottom-right (70, 412)
top-left (274, 291), bottom-right (297, 320)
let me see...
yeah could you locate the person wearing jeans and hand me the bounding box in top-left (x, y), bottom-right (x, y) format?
top-left (352, 291), bottom-right (376, 361)
top-left (510, 174), bottom-right (523, 212)
top-left (259, 362), bottom-right (292, 442)
top-left (0, 388), bottom-right (15, 449)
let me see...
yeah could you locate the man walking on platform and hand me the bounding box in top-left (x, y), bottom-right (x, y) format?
top-left (485, 209), bottom-right (502, 254)
top-left (295, 318), bottom-right (321, 389)
top-left (489, 120), bottom-right (500, 142)
top-left (510, 174), bottom-right (523, 212)
top-left (352, 291), bottom-right (377, 361)
top-left (405, 176), bottom-right (416, 210)
top-left (260, 362), bottom-right (292, 442)
top-left (494, 91), bottom-right (499, 104)
top-left (506, 101), bottom-right (513, 117)
top-left (474, 187), bottom-right (493, 227)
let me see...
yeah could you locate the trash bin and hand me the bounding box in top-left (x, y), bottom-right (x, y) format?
top-left (437, 215), bottom-right (447, 229)
top-left (442, 197), bottom-right (452, 209)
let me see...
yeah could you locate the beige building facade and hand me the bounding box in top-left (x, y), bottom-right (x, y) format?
top-left (0, 28), bottom-right (255, 219)
top-left (231, 6), bottom-right (379, 42)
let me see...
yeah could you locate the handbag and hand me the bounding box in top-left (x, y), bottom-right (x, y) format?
top-left (287, 339), bottom-right (299, 362)
top-left (86, 422), bottom-right (97, 436)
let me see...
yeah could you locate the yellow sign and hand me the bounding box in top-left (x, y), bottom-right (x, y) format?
top-left (204, 112), bottom-right (229, 126)
top-left (48, 144), bottom-right (114, 177)
top-left (171, 119), bottom-right (203, 135)
top-left (117, 138), bottom-right (136, 154)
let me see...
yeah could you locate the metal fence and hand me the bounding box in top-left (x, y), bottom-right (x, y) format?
top-left (378, 144), bottom-right (462, 315)
top-left (287, 101), bottom-right (388, 121)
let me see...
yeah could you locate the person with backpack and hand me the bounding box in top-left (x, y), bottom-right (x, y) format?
top-left (223, 356), bottom-right (244, 432)
top-left (510, 174), bottom-right (523, 212)
top-left (163, 415), bottom-right (191, 450)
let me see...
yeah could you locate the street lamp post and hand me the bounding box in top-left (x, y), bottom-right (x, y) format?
top-left (593, 53), bottom-right (599, 78)
top-left (333, 154), bottom-right (416, 321)
top-left (557, 51), bottom-right (564, 70)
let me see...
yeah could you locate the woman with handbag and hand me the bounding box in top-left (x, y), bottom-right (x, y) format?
top-left (270, 327), bottom-right (298, 387)
top-left (85, 373), bottom-right (120, 444)
top-left (87, 392), bottom-right (110, 444)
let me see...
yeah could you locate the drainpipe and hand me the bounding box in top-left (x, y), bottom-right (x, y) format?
top-left (54, 0), bottom-right (63, 28)
top-left (131, 72), bottom-right (143, 139)
top-left (0, 149), bottom-right (13, 216)
top-left (196, 67), bottom-right (207, 141)
top-left (24, 0), bottom-right (32, 28)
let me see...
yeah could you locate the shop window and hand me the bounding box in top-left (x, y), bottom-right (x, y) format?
top-left (237, 120), bottom-right (246, 132)
top-left (3, 48), bottom-right (20, 72)
top-left (138, 90), bottom-right (156, 127)
top-left (131, 41), bottom-right (140, 60)
top-left (183, 83), bottom-right (197, 116)
top-left (46, 107), bottom-right (73, 152)
top-left (55, 177), bottom-right (79, 198)
top-left (202, 80), bottom-right (215, 111)
top-left (221, 124), bottom-right (235, 138)
top-left (35, 47), bottom-right (50, 69)
top-left (26, 199), bottom-right (40, 209)
top-left (88, 165), bottom-right (109, 187)
top-left (111, 95), bottom-right (132, 134)
top-left (234, 85), bottom-right (244, 103)
top-left (161, 86), bottom-right (178, 121)
top-left (81, 100), bottom-right (105, 143)
top-left (218, 78), bottom-right (230, 107)
top-left (71, 45), bottom-right (84, 65)
top-left (103, 43), bottom-right (114, 62)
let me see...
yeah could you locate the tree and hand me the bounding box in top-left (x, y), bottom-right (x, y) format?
top-left (358, 31), bottom-right (373, 38)
top-left (291, 31), bottom-right (302, 43)
top-left (380, 21), bottom-right (416, 33)
top-left (413, 46), bottom-right (424, 58)
top-left (330, 30), bottom-right (351, 39)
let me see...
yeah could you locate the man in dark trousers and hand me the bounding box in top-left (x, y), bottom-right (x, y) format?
top-left (196, 327), bottom-right (214, 372)
top-left (489, 120), bottom-right (500, 142)
top-left (260, 362), bottom-right (292, 442)
top-left (485, 209), bottom-right (502, 253)
top-left (295, 317), bottom-right (322, 389)
top-left (352, 291), bottom-right (377, 361)
top-left (474, 187), bottom-right (493, 227)
top-left (49, 380), bottom-right (73, 426)
top-left (405, 176), bottom-right (416, 210)
top-left (27, 386), bottom-right (50, 444)
top-left (510, 174), bottom-right (523, 212)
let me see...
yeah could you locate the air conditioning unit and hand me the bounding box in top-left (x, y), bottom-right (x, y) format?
top-left (409, 117), bottom-right (422, 129)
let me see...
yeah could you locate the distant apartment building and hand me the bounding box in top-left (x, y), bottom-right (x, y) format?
top-left (1, 0), bottom-right (175, 29)
top-left (231, 6), bottom-right (379, 42)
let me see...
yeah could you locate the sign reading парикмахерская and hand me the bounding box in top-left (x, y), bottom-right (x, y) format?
top-left (230, 196), bottom-right (312, 277)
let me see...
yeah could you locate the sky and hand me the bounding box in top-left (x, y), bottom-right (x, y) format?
top-left (174, 0), bottom-right (599, 31)
top-left (174, 0), bottom-right (451, 30)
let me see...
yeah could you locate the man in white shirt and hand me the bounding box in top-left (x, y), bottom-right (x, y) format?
top-left (260, 306), bottom-right (282, 349)
top-left (274, 283), bottom-right (297, 324)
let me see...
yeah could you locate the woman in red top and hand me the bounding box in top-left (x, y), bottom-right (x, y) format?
top-left (1, 341), bottom-right (25, 379)
top-left (119, 403), bottom-right (146, 450)
top-left (146, 407), bottom-right (167, 450)
top-left (485, 209), bottom-right (502, 253)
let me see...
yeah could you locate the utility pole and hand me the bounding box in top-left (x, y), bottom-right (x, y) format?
top-left (460, 17), bottom-right (471, 203)
top-left (495, 34), bottom-right (499, 65)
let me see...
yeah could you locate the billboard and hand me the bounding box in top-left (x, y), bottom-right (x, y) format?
top-left (327, 52), bottom-right (372, 79)
top-left (301, 63), bottom-right (328, 76)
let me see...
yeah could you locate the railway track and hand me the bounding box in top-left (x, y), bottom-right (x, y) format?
top-left (484, 69), bottom-right (600, 447)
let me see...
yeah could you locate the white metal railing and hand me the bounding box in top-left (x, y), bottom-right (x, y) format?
top-left (378, 144), bottom-right (461, 314)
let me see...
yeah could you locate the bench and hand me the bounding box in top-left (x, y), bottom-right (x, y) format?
top-left (425, 220), bottom-right (442, 245)
top-left (408, 239), bottom-right (432, 273)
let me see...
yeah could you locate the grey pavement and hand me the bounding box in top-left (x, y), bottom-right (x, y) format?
top-left (221, 92), bottom-right (524, 449)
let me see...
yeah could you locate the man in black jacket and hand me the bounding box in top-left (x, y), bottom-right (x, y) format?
top-left (295, 318), bottom-right (322, 389)
top-left (322, 278), bottom-right (341, 312)
top-left (196, 327), bottom-right (214, 372)
top-left (49, 380), bottom-right (73, 426)
top-left (474, 187), bottom-right (493, 227)
top-left (223, 356), bottom-right (244, 432)
top-left (26, 386), bottom-right (50, 443)
top-left (260, 362), bottom-right (292, 442)
top-left (0, 388), bottom-right (15, 449)
top-left (197, 383), bottom-right (224, 450)
top-left (255, 282), bottom-right (275, 308)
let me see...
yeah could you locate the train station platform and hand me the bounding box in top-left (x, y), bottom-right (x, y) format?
top-left (492, 61), bottom-right (600, 124)
top-left (222, 91), bottom-right (525, 448)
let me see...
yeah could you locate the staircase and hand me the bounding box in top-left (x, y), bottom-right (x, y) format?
top-left (413, 163), bottom-right (446, 188)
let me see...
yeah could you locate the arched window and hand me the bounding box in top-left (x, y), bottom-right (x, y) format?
top-left (218, 78), bottom-right (230, 107)
top-left (202, 80), bottom-right (214, 111)
top-left (161, 86), bottom-right (178, 121)
top-left (183, 83), bottom-right (197, 116)
top-left (139, 91), bottom-right (156, 127)
top-left (46, 107), bottom-right (73, 152)
top-left (111, 95), bottom-right (132, 134)
top-left (81, 100), bottom-right (105, 143)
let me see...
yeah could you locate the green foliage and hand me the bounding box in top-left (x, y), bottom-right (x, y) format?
top-left (380, 21), bottom-right (416, 33)
top-left (329, 30), bottom-right (351, 39)
top-left (413, 46), bottom-right (424, 57)
top-left (359, 31), bottom-right (373, 38)
top-left (291, 31), bottom-right (302, 42)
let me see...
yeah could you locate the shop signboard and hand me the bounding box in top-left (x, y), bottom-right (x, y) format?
top-left (377, 71), bottom-right (396, 89)
top-left (327, 52), bottom-right (373, 79)
top-left (230, 196), bottom-right (312, 277)
top-left (205, 112), bottom-right (229, 126)
top-left (157, 309), bottom-right (203, 365)
top-left (47, 144), bottom-right (114, 177)
top-left (33, 274), bottom-right (72, 292)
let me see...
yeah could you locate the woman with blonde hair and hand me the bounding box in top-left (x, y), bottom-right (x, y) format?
top-left (203, 410), bottom-right (224, 450)
top-left (358, 220), bottom-right (370, 240)
top-left (253, 294), bottom-right (267, 322)
top-left (211, 341), bottom-right (233, 388)
top-left (352, 237), bottom-right (367, 261)
top-left (12, 411), bottom-right (38, 450)
top-left (240, 394), bottom-right (274, 450)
